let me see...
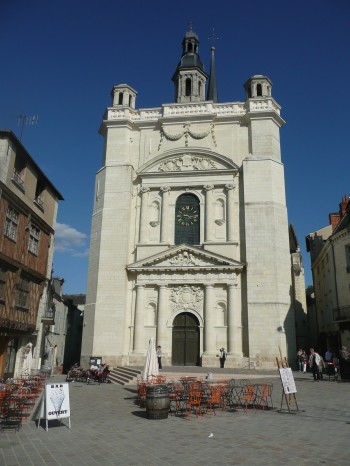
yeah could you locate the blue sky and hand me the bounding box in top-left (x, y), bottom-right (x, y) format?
top-left (1, 0), bottom-right (349, 293)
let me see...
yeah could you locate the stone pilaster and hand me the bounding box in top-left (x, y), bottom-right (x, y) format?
top-left (160, 186), bottom-right (171, 243)
top-left (156, 285), bottom-right (168, 350)
top-left (204, 185), bottom-right (215, 242)
top-left (227, 281), bottom-right (242, 355)
top-left (225, 184), bottom-right (235, 241)
top-left (204, 284), bottom-right (216, 353)
top-left (139, 187), bottom-right (150, 243)
top-left (134, 285), bottom-right (145, 351)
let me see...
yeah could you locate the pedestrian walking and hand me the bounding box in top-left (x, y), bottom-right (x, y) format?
top-left (309, 348), bottom-right (321, 381)
top-left (297, 348), bottom-right (304, 372)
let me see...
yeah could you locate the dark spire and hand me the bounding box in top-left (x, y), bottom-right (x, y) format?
top-left (207, 46), bottom-right (218, 102)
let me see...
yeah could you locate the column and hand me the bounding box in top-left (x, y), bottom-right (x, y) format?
top-left (204, 284), bottom-right (216, 353)
top-left (139, 187), bottom-right (150, 243)
top-left (160, 186), bottom-right (171, 243)
top-left (156, 285), bottom-right (168, 349)
top-left (134, 285), bottom-right (145, 351)
top-left (225, 184), bottom-right (235, 241)
top-left (227, 281), bottom-right (242, 355)
top-left (204, 185), bottom-right (215, 242)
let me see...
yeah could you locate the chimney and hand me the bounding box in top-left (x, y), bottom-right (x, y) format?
top-left (329, 212), bottom-right (340, 229)
top-left (339, 195), bottom-right (349, 220)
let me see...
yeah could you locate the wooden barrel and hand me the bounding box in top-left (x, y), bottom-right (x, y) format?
top-left (146, 385), bottom-right (170, 420)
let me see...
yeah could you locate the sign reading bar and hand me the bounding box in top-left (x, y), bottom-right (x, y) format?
top-left (279, 368), bottom-right (297, 394)
top-left (45, 383), bottom-right (70, 420)
top-left (38, 383), bottom-right (71, 431)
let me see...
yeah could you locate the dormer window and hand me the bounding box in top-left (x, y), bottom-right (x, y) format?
top-left (34, 180), bottom-right (45, 211)
top-left (12, 154), bottom-right (26, 191)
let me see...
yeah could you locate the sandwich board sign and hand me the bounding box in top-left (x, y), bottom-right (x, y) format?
top-left (279, 368), bottom-right (297, 394)
top-left (38, 383), bottom-right (71, 431)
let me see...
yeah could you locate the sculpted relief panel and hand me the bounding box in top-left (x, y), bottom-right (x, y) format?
top-left (170, 285), bottom-right (203, 312)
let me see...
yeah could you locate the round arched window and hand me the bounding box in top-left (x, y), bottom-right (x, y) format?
top-left (175, 194), bottom-right (200, 245)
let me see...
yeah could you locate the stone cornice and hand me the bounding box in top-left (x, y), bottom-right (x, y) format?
top-left (101, 97), bottom-right (282, 128)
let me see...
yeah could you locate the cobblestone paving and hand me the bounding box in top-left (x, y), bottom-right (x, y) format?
top-left (1, 370), bottom-right (349, 466)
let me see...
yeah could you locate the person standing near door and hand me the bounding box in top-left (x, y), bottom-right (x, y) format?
top-left (157, 346), bottom-right (162, 370)
top-left (219, 348), bottom-right (227, 368)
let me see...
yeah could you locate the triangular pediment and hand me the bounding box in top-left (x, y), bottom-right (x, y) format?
top-left (138, 148), bottom-right (239, 175)
top-left (127, 244), bottom-right (244, 272)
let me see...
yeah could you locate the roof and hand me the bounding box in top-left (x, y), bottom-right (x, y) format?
top-left (0, 129), bottom-right (64, 200)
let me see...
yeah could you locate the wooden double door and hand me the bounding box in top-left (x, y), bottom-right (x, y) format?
top-left (172, 312), bottom-right (200, 366)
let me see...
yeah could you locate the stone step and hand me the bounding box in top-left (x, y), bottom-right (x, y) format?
top-left (109, 366), bottom-right (142, 385)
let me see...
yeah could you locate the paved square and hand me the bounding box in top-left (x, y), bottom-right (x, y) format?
top-left (1, 370), bottom-right (349, 466)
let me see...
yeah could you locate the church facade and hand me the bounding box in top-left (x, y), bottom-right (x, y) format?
top-left (81, 29), bottom-right (296, 369)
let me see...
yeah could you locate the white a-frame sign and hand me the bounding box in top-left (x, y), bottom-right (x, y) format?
top-left (38, 383), bottom-right (71, 431)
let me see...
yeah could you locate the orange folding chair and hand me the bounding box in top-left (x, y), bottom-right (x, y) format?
top-left (185, 391), bottom-right (205, 419)
top-left (205, 387), bottom-right (223, 416)
top-left (239, 384), bottom-right (257, 415)
top-left (256, 383), bottom-right (273, 411)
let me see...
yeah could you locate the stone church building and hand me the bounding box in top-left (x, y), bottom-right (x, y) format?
top-left (81, 29), bottom-right (296, 369)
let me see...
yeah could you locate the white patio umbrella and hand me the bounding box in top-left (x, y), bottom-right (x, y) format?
top-left (22, 342), bottom-right (33, 376)
top-left (142, 337), bottom-right (159, 381)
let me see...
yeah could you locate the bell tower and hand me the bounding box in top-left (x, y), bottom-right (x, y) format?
top-left (172, 28), bottom-right (208, 103)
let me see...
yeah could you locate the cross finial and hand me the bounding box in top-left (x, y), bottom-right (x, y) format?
top-left (208, 28), bottom-right (219, 47)
top-left (188, 20), bottom-right (193, 31)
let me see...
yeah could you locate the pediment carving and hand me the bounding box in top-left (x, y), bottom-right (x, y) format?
top-left (158, 153), bottom-right (218, 172)
top-left (137, 149), bottom-right (239, 176)
top-left (127, 245), bottom-right (244, 272)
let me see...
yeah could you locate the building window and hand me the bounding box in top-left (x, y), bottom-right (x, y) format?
top-left (185, 78), bottom-right (192, 96)
top-left (118, 92), bottom-right (123, 105)
top-left (175, 194), bottom-right (200, 245)
top-left (34, 180), bottom-right (45, 210)
top-left (12, 154), bottom-right (26, 190)
top-left (256, 83), bottom-right (262, 96)
top-left (28, 225), bottom-right (40, 255)
top-left (0, 266), bottom-right (7, 302)
top-left (346, 245), bottom-right (350, 272)
top-left (16, 276), bottom-right (30, 309)
top-left (3, 206), bottom-right (19, 241)
top-left (4, 338), bottom-right (18, 377)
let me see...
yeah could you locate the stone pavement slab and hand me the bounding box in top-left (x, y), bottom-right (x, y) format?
top-left (1, 371), bottom-right (350, 465)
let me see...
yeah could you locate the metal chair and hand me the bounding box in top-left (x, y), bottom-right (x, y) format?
top-left (239, 384), bottom-right (257, 415)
